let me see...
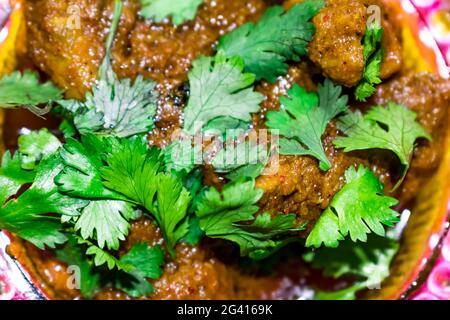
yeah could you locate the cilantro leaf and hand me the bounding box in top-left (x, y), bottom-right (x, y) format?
top-left (0, 151), bottom-right (35, 204)
top-left (313, 284), bottom-right (367, 300)
top-left (181, 169), bottom-right (206, 245)
top-left (266, 79), bottom-right (348, 171)
top-left (183, 216), bottom-right (203, 245)
top-left (354, 82), bottom-right (377, 101)
top-left (101, 138), bottom-right (163, 209)
top-left (56, 136), bottom-right (142, 250)
top-left (114, 274), bottom-right (154, 298)
top-left (86, 247), bottom-right (121, 270)
top-left (56, 236), bottom-right (101, 298)
top-left (120, 242), bottom-right (164, 279)
top-left (0, 70), bottom-right (62, 114)
top-left (154, 174), bottom-right (191, 255)
top-left (202, 116), bottom-right (249, 137)
top-left (355, 23), bottom-right (384, 101)
top-left (60, 0), bottom-right (158, 138)
top-left (183, 53), bottom-right (263, 134)
top-left (139, 0), bottom-right (203, 25)
top-left (75, 200), bottom-right (136, 250)
top-left (182, 167), bottom-right (204, 209)
top-left (235, 212), bottom-right (304, 259)
top-left (0, 155), bottom-right (88, 249)
top-left (163, 140), bottom-right (201, 174)
top-left (101, 138), bottom-right (190, 256)
top-left (305, 209), bottom-right (343, 249)
top-left (333, 103), bottom-right (431, 189)
top-left (225, 160), bottom-right (268, 182)
top-left (55, 135), bottom-right (124, 200)
top-left (76, 237), bottom-right (124, 270)
top-left (212, 141), bottom-right (268, 173)
top-left (72, 73), bottom-right (158, 138)
top-left (69, 238), bottom-right (164, 297)
top-left (306, 166), bottom-right (399, 248)
top-left (18, 129), bottom-right (62, 170)
top-left (59, 119), bottom-right (77, 139)
top-left (210, 134), bottom-right (272, 182)
top-left (114, 242), bottom-right (164, 297)
top-left (305, 235), bottom-right (399, 300)
top-left (218, 1), bottom-right (323, 82)
top-left (196, 180), bottom-right (301, 259)
top-left (196, 180), bottom-right (263, 233)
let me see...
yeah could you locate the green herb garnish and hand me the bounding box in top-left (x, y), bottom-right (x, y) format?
top-left (0, 70), bottom-right (62, 115)
top-left (183, 53), bottom-right (263, 135)
top-left (333, 103), bottom-right (431, 190)
top-left (355, 23), bottom-right (384, 101)
top-left (305, 235), bottom-right (399, 300)
top-left (306, 166), bottom-right (399, 248)
top-left (60, 0), bottom-right (158, 138)
top-left (139, 0), bottom-right (204, 25)
top-left (0, 154), bottom-right (87, 249)
top-left (18, 128), bottom-right (62, 170)
top-left (266, 79), bottom-right (348, 171)
top-left (218, 1), bottom-right (324, 82)
top-left (101, 138), bottom-right (190, 257)
top-left (196, 179), bottom-right (302, 259)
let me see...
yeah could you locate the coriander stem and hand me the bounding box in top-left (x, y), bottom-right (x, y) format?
top-left (105, 0), bottom-right (123, 56)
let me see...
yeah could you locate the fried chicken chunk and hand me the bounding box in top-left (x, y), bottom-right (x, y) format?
top-left (285, 0), bottom-right (402, 87)
top-left (253, 65), bottom-right (393, 232)
top-left (254, 71), bottom-right (449, 232)
top-left (24, 0), bottom-right (445, 234)
top-left (25, 0), bottom-right (109, 99)
top-left (25, 0), bottom-right (268, 99)
top-left (95, 218), bottom-right (314, 300)
top-left (370, 72), bottom-right (450, 204)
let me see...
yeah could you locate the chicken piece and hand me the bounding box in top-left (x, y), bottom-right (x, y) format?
top-left (254, 127), bottom-right (397, 233)
top-left (25, 0), bottom-right (268, 147)
top-left (251, 63), bottom-right (393, 232)
top-left (306, 0), bottom-right (367, 87)
top-left (378, 17), bottom-right (402, 79)
top-left (25, 0), bottom-right (268, 99)
top-left (285, 0), bottom-right (402, 87)
top-left (93, 219), bottom-right (238, 299)
top-left (94, 218), bottom-right (312, 300)
top-left (369, 73), bottom-right (450, 204)
top-left (25, 0), bottom-right (109, 99)
top-left (253, 72), bottom-right (449, 232)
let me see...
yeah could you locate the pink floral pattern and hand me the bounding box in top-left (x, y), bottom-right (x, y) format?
top-left (411, 0), bottom-right (450, 67)
top-left (407, 0), bottom-right (450, 300)
top-left (0, 233), bottom-right (42, 300)
top-left (412, 230), bottom-right (450, 300)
